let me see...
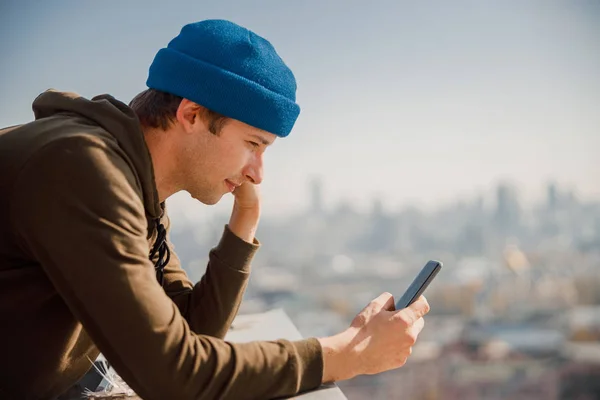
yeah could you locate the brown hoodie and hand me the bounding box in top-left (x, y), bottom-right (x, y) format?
top-left (0, 91), bottom-right (323, 400)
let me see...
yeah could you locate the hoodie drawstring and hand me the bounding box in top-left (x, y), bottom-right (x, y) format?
top-left (149, 218), bottom-right (171, 286)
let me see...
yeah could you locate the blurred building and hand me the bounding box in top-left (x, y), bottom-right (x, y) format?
top-left (494, 183), bottom-right (521, 236)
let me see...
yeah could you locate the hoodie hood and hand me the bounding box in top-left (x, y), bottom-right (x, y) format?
top-left (32, 89), bottom-right (163, 219)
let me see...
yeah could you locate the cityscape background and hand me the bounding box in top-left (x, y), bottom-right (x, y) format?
top-left (1, 0), bottom-right (599, 399)
top-left (169, 180), bottom-right (600, 399)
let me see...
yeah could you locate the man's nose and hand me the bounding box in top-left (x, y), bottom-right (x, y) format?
top-left (243, 153), bottom-right (264, 185)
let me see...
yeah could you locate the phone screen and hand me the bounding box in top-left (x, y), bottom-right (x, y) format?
top-left (395, 260), bottom-right (442, 310)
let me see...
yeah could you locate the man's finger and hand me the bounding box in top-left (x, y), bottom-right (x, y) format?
top-left (412, 316), bottom-right (425, 335)
top-left (409, 296), bottom-right (430, 319)
top-left (392, 296), bottom-right (430, 324)
top-left (371, 292), bottom-right (395, 311)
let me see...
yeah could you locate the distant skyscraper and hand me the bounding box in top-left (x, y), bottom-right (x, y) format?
top-left (309, 176), bottom-right (324, 214)
top-left (547, 182), bottom-right (558, 211)
top-left (494, 183), bottom-right (521, 233)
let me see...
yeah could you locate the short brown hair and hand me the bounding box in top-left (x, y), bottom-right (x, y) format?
top-left (129, 89), bottom-right (227, 134)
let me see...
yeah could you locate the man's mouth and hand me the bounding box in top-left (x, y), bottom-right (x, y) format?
top-left (225, 179), bottom-right (241, 192)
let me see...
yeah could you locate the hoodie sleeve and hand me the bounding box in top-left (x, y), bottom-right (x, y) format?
top-left (11, 136), bottom-right (323, 400)
top-left (156, 211), bottom-right (258, 339)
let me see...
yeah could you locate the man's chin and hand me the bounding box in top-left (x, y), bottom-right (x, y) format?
top-left (189, 191), bottom-right (223, 206)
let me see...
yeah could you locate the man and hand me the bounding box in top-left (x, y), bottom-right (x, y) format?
top-left (0, 19), bottom-right (430, 400)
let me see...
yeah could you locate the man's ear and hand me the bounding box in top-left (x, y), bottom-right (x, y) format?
top-left (175, 99), bottom-right (203, 133)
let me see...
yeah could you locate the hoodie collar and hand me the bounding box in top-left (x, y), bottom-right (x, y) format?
top-left (32, 90), bottom-right (163, 219)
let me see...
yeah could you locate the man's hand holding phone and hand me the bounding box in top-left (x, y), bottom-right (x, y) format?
top-left (319, 293), bottom-right (430, 382)
top-left (319, 260), bottom-right (441, 383)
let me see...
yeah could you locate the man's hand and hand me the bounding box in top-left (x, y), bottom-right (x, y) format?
top-left (228, 182), bottom-right (261, 243)
top-left (318, 293), bottom-right (430, 382)
top-left (232, 181), bottom-right (261, 211)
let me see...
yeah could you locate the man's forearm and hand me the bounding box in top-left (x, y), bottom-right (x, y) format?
top-left (177, 206), bottom-right (258, 337)
top-left (228, 205), bottom-right (260, 243)
top-left (174, 225), bottom-right (258, 338)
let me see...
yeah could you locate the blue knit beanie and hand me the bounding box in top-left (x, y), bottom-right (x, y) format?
top-left (146, 19), bottom-right (299, 137)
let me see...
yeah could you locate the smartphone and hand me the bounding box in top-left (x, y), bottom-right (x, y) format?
top-left (395, 260), bottom-right (442, 310)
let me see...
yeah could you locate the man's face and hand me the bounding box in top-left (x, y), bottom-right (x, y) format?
top-left (181, 114), bottom-right (276, 205)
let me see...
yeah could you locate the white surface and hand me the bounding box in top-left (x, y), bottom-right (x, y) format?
top-left (225, 309), bottom-right (347, 399)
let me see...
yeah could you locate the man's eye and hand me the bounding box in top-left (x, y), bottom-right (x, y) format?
top-left (248, 141), bottom-right (260, 148)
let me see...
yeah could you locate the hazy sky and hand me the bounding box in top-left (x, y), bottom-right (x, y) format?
top-left (1, 0), bottom-right (598, 218)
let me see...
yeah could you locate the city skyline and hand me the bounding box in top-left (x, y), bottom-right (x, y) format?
top-left (166, 176), bottom-right (597, 225)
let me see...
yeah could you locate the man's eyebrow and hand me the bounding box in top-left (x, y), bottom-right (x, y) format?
top-left (249, 133), bottom-right (273, 146)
